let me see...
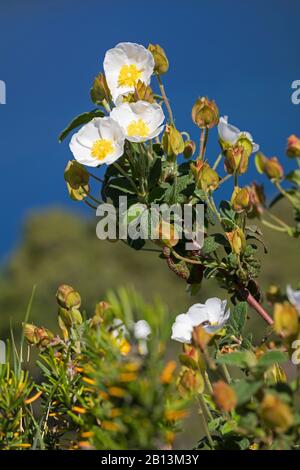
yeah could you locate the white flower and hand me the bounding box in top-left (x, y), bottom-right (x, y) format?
top-left (218, 116), bottom-right (259, 154)
top-left (69, 117), bottom-right (125, 167)
top-left (187, 298), bottom-right (230, 334)
top-left (110, 101), bottom-right (165, 143)
top-left (134, 320), bottom-right (151, 340)
top-left (103, 42), bottom-right (154, 103)
top-left (171, 314), bottom-right (194, 344)
top-left (171, 298), bottom-right (230, 343)
top-left (111, 319), bottom-right (128, 338)
top-left (287, 285), bottom-right (300, 312)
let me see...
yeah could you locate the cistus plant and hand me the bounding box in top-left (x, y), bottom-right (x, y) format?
top-left (57, 41), bottom-right (300, 449)
top-left (1, 42), bottom-right (300, 451)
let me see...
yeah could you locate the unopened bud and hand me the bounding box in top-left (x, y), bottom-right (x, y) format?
top-left (260, 394), bottom-right (293, 432)
top-left (274, 302), bottom-right (299, 337)
top-left (264, 363), bottom-right (287, 385)
top-left (64, 161), bottom-right (90, 201)
top-left (177, 367), bottom-right (204, 396)
top-left (148, 44), bottom-right (169, 75)
top-left (179, 344), bottom-right (205, 370)
top-left (286, 134), bottom-right (300, 158)
top-left (56, 284), bottom-right (81, 310)
top-left (213, 380), bottom-right (237, 412)
top-left (248, 182), bottom-right (265, 218)
top-left (192, 325), bottom-right (213, 350)
top-left (192, 97), bottom-right (219, 129)
top-left (90, 72), bottom-right (111, 104)
top-left (125, 80), bottom-right (155, 104)
top-left (226, 228), bottom-right (246, 255)
top-left (255, 153), bottom-right (284, 180)
top-left (195, 161), bottom-right (219, 192)
top-left (231, 187), bottom-right (251, 213)
top-left (162, 125), bottom-right (184, 156)
top-left (156, 221), bottom-right (179, 248)
top-left (183, 140), bottom-right (196, 160)
top-left (23, 323), bottom-right (53, 348)
top-left (224, 144), bottom-right (248, 175)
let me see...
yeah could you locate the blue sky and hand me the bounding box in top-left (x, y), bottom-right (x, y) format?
top-left (0, 0), bottom-right (299, 260)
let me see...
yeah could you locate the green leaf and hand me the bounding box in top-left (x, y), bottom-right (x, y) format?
top-left (256, 350), bottom-right (288, 368)
top-left (59, 109), bottom-right (104, 142)
top-left (202, 234), bottom-right (228, 255)
top-left (229, 301), bottom-right (247, 333)
top-left (220, 200), bottom-right (236, 222)
top-left (217, 351), bottom-right (257, 368)
top-left (148, 158), bottom-right (162, 189)
top-left (232, 379), bottom-right (262, 406)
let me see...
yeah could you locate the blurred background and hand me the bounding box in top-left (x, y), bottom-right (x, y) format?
top-left (1, 0), bottom-right (300, 447)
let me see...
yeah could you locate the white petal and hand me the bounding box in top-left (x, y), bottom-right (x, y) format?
top-left (187, 303), bottom-right (209, 326)
top-left (204, 297), bottom-right (223, 323)
top-left (287, 285), bottom-right (300, 311)
top-left (171, 319), bottom-right (193, 344)
top-left (218, 116), bottom-right (240, 144)
top-left (134, 320), bottom-right (151, 340)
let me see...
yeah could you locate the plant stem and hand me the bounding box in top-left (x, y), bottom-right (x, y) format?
top-left (261, 219), bottom-right (287, 232)
top-left (171, 249), bottom-right (203, 265)
top-left (234, 171), bottom-right (238, 188)
top-left (113, 162), bottom-right (138, 193)
top-left (238, 285), bottom-right (274, 326)
top-left (212, 153), bottom-right (222, 170)
top-left (156, 73), bottom-right (174, 124)
top-left (84, 199), bottom-right (97, 210)
top-left (199, 128), bottom-right (208, 160)
top-left (87, 171), bottom-right (104, 184)
top-left (221, 364), bottom-right (232, 383)
top-left (197, 396), bottom-right (214, 448)
top-left (204, 371), bottom-right (213, 394)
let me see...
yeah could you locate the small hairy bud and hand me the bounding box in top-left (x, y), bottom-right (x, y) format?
top-left (286, 134), bottom-right (300, 158)
top-left (192, 97), bottom-right (219, 129)
top-left (212, 380), bottom-right (237, 412)
top-left (148, 43), bottom-right (169, 75)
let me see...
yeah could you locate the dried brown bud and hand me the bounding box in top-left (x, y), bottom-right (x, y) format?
top-left (213, 380), bottom-right (237, 412)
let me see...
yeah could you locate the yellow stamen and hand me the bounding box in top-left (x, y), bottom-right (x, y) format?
top-left (108, 386), bottom-right (126, 398)
top-left (118, 64), bottom-right (142, 88)
top-left (127, 119), bottom-right (149, 138)
top-left (91, 139), bottom-right (114, 161)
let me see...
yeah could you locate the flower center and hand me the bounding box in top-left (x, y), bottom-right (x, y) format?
top-left (91, 139), bottom-right (114, 160)
top-left (118, 64), bottom-right (142, 88)
top-left (127, 119), bottom-right (150, 137)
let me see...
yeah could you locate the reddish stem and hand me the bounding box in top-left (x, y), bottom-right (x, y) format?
top-left (238, 286), bottom-right (274, 326)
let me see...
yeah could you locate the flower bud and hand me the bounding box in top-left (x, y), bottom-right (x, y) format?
top-left (260, 394), bottom-right (293, 432)
top-left (64, 161), bottom-right (90, 201)
top-left (255, 153), bottom-right (284, 180)
top-left (90, 72), bottom-right (111, 104)
top-left (177, 367), bottom-right (204, 396)
top-left (125, 80), bottom-right (155, 104)
top-left (231, 187), bottom-right (251, 213)
top-left (56, 284), bottom-right (81, 310)
top-left (212, 380), bottom-right (237, 412)
top-left (226, 228), bottom-right (246, 255)
top-left (162, 125), bottom-right (184, 156)
top-left (236, 134), bottom-right (254, 159)
top-left (192, 97), bottom-right (219, 129)
top-left (148, 44), bottom-right (169, 75)
top-left (23, 323), bottom-right (53, 348)
top-left (195, 161), bottom-right (219, 192)
top-left (183, 140), bottom-right (196, 160)
top-left (274, 302), bottom-right (299, 337)
top-left (179, 344), bottom-right (204, 370)
top-left (156, 221), bottom-right (179, 248)
top-left (248, 182), bottom-right (265, 218)
top-left (286, 134), bottom-right (300, 158)
top-left (224, 144), bottom-right (248, 175)
top-left (91, 301), bottom-right (111, 327)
